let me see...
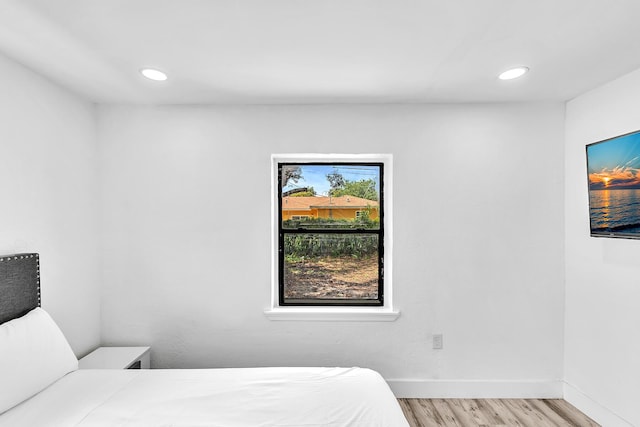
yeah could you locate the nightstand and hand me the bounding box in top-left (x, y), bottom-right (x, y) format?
top-left (79, 346), bottom-right (151, 369)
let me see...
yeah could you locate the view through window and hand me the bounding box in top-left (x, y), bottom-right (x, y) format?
top-left (278, 163), bottom-right (384, 306)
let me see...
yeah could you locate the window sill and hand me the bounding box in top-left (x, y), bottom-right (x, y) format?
top-left (263, 307), bottom-right (400, 322)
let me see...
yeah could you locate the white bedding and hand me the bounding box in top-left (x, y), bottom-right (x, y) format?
top-left (0, 367), bottom-right (409, 426)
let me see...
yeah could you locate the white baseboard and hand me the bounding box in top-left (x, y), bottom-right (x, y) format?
top-left (563, 382), bottom-right (634, 427)
top-left (387, 379), bottom-right (563, 399)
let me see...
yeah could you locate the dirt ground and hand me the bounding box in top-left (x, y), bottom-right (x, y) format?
top-left (284, 254), bottom-right (379, 299)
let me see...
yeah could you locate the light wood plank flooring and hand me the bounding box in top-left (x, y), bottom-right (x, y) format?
top-left (398, 399), bottom-right (600, 427)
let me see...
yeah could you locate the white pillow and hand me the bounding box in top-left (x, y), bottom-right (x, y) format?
top-left (0, 307), bottom-right (78, 414)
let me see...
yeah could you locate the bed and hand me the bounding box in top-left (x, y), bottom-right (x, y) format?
top-left (0, 253), bottom-right (409, 426)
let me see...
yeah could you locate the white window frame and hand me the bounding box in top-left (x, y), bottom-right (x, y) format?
top-left (265, 153), bottom-right (399, 321)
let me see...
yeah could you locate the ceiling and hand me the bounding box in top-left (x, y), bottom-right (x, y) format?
top-left (2, 0), bottom-right (640, 105)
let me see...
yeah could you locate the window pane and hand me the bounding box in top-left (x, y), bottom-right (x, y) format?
top-left (281, 164), bottom-right (380, 230)
top-left (283, 233), bottom-right (380, 302)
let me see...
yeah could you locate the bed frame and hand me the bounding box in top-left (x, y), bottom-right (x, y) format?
top-left (0, 253), bottom-right (40, 324)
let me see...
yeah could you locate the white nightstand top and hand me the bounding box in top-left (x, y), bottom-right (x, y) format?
top-left (79, 346), bottom-right (150, 369)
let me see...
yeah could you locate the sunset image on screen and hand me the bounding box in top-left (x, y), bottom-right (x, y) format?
top-left (587, 130), bottom-right (640, 235)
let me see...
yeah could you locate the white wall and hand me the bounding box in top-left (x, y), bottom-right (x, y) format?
top-left (0, 53), bottom-right (101, 356)
top-left (565, 70), bottom-right (640, 426)
top-left (98, 103), bottom-right (565, 395)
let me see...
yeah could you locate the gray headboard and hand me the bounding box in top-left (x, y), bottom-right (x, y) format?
top-left (0, 253), bottom-right (40, 324)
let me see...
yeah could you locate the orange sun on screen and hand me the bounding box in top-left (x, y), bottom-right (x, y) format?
top-left (603, 176), bottom-right (611, 186)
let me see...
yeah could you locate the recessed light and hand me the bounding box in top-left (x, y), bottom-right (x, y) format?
top-left (140, 68), bottom-right (168, 81)
top-left (498, 66), bottom-right (529, 80)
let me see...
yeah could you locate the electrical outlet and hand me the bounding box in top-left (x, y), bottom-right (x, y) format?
top-left (433, 333), bottom-right (443, 350)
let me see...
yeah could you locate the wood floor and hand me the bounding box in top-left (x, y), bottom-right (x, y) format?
top-left (398, 398), bottom-right (600, 427)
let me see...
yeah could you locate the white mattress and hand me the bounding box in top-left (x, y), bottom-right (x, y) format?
top-left (0, 367), bottom-right (409, 426)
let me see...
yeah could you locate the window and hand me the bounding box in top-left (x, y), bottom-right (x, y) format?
top-left (278, 161), bottom-right (384, 306)
top-left (268, 154), bottom-right (397, 320)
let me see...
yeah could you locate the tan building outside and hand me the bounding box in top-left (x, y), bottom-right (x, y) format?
top-left (281, 196), bottom-right (379, 221)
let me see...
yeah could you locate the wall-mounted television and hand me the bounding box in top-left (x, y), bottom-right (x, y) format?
top-left (586, 129), bottom-right (640, 239)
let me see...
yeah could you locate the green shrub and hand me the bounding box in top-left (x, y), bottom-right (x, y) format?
top-left (284, 234), bottom-right (378, 258)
